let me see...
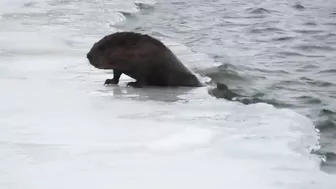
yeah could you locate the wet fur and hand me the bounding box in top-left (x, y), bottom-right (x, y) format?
top-left (86, 31), bottom-right (202, 88)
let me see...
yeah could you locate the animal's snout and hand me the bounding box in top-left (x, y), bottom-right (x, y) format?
top-left (86, 53), bottom-right (92, 61)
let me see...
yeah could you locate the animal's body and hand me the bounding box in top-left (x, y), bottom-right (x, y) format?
top-left (86, 31), bottom-right (202, 88)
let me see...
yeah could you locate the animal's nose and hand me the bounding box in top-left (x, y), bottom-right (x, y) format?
top-left (86, 53), bottom-right (92, 61)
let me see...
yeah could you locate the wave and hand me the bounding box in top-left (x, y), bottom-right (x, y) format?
top-left (272, 36), bottom-right (295, 41)
top-left (311, 149), bottom-right (336, 174)
top-left (300, 77), bottom-right (335, 87)
top-left (294, 44), bottom-right (335, 52)
top-left (295, 95), bottom-right (322, 104)
top-left (245, 7), bottom-right (272, 14)
top-left (135, 1), bottom-right (156, 9)
top-left (303, 21), bottom-right (317, 26)
top-left (200, 63), bottom-right (247, 81)
top-left (294, 29), bottom-right (325, 34)
top-left (292, 3), bottom-right (305, 10)
top-left (118, 0), bottom-right (156, 16)
top-left (0, 0), bottom-right (157, 27)
top-left (316, 119), bottom-right (336, 131)
top-left (318, 69), bottom-right (336, 74)
top-left (316, 108), bottom-right (336, 131)
top-left (208, 82), bottom-right (292, 107)
top-left (249, 27), bottom-right (285, 34)
top-left (200, 64), bottom-right (291, 107)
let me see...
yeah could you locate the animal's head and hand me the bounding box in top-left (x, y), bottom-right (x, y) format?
top-left (87, 32), bottom-right (166, 69)
top-left (86, 32), bottom-right (139, 69)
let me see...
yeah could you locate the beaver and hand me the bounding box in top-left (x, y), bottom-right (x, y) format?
top-left (86, 31), bottom-right (202, 88)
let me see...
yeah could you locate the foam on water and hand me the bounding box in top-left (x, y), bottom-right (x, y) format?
top-left (0, 0), bottom-right (333, 188)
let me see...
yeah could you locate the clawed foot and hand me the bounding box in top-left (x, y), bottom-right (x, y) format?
top-left (104, 79), bottom-right (118, 85)
top-left (126, 81), bottom-right (144, 88)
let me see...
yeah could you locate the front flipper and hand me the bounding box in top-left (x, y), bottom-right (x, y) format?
top-left (126, 80), bottom-right (146, 88)
top-left (104, 70), bottom-right (122, 85)
top-left (104, 78), bottom-right (118, 85)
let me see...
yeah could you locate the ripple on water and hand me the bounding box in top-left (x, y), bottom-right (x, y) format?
top-left (312, 33), bottom-right (336, 41)
top-left (323, 22), bottom-right (336, 26)
top-left (318, 69), bottom-right (336, 74)
top-left (295, 95), bottom-right (322, 104)
top-left (292, 3), bottom-right (305, 10)
top-left (314, 109), bottom-right (336, 176)
top-left (134, 2), bottom-right (156, 9)
top-left (275, 80), bottom-right (304, 88)
top-left (249, 27), bottom-right (285, 34)
top-left (22, 2), bottom-right (36, 7)
top-left (294, 63), bottom-right (320, 72)
top-left (243, 7), bottom-right (276, 18)
top-left (312, 149), bottom-right (336, 174)
top-left (294, 29), bottom-right (325, 34)
top-left (303, 21), bottom-right (317, 26)
top-left (202, 63), bottom-right (247, 82)
top-left (272, 36), bottom-right (295, 41)
top-left (294, 44), bottom-right (335, 52)
top-left (245, 7), bottom-right (272, 14)
top-left (277, 51), bottom-right (317, 58)
top-left (320, 108), bottom-right (336, 116)
top-left (315, 108), bottom-right (336, 131)
top-left (300, 77), bottom-right (335, 87)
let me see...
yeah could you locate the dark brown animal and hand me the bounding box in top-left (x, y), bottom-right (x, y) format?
top-left (86, 31), bottom-right (202, 88)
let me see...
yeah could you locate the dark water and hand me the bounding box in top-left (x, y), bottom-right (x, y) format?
top-left (117, 0), bottom-right (336, 173)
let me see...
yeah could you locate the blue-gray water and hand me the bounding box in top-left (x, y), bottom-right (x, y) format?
top-left (0, 0), bottom-right (335, 188)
